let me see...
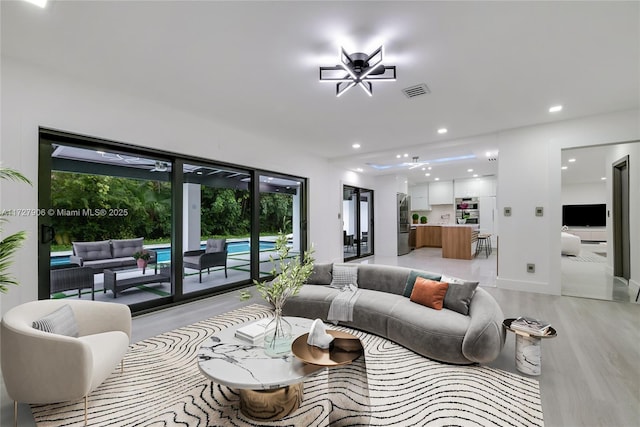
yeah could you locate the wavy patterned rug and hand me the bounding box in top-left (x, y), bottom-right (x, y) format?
top-left (32, 304), bottom-right (543, 426)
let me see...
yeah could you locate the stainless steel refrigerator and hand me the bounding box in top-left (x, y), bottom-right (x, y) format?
top-left (397, 193), bottom-right (411, 255)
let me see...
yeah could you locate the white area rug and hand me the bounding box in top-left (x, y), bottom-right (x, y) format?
top-left (32, 304), bottom-right (543, 426)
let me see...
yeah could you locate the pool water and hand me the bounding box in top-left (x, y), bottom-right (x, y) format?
top-left (51, 240), bottom-right (275, 266)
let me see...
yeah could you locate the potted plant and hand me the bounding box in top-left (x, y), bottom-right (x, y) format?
top-left (133, 250), bottom-right (151, 272)
top-left (420, 216), bottom-right (428, 224)
top-left (412, 213), bottom-right (419, 224)
top-left (253, 232), bottom-right (314, 356)
top-left (0, 167), bottom-right (32, 293)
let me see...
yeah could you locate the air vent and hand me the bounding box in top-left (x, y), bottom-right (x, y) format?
top-left (402, 84), bottom-right (430, 99)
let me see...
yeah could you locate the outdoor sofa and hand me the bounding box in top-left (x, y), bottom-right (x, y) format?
top-left (283, 263), bottom-right (505, 365)
top-left (69, 237), bottom-right (157, 272)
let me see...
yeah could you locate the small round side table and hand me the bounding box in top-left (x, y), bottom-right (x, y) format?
top-left (503, 318), bottom-right (557, 376)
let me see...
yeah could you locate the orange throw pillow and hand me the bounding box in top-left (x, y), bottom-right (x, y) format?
top-left (410, 277), bottom-right (449, 310)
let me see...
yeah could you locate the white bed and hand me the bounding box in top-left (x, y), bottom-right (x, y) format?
top-left (561, 231), bottom-right (581, 256)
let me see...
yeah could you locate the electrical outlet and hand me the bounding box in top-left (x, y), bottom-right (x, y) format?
top-left (535, 207), bottom-right (543, 216)
top-left (527, 263), bottom-right (535, 273)
top-left (504, 207), bottom-right (512, 216)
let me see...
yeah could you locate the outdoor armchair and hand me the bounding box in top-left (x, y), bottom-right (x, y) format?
top-left (183, 238), bottom-right (228, 283)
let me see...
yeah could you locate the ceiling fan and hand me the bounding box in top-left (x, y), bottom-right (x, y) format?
top-left (150, 161), bottom-right (169, 172)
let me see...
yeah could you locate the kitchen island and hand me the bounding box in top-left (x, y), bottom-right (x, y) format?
top-left (413, 224), bottom-right (479, 260)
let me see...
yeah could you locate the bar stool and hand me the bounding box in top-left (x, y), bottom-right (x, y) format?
top-left (475, 234), bottom-right (492, 258)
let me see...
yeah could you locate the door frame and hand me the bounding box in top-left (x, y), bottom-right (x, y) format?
top-left (612, 155), bottom-right (630, 280)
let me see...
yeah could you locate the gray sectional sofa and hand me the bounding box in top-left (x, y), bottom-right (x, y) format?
top-left (69, 238), bottom-right (157, 272)
top-left (282, 263), bottom-right (505, 365)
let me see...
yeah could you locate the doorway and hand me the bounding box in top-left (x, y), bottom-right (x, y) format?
top-left (343, 185), bottom-right (373, 260)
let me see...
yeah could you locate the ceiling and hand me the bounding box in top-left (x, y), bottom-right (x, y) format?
top-left (2, 1), bottom-right (638, 185)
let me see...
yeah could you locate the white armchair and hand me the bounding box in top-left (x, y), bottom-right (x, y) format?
top-left (1, 299), bottom-right (131, 426)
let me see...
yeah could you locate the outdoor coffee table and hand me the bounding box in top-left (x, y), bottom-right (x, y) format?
top-left (197, 316), bottom-right (364, 421)
top-left (103, 264), bottom-right (170, 298)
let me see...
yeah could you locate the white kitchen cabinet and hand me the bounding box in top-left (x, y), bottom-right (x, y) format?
top-left (429, 180), bottom-right (454, 205)
top-left (454, 177), bottom-right (496, 198)
top-left (409, 184), bottom-right (430, 210)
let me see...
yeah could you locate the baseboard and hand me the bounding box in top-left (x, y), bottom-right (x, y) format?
top-left (496, 277), bottom-right (561, 295)
top-left (629, 278), bottom-right (639, 302)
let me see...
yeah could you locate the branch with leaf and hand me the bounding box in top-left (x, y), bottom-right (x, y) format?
top-left (0, 167), bottom-right (32, 293)
top-left (245, 232), bottom-right (314, 308)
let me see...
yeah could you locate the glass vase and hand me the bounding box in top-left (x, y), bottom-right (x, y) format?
top-left (263, 307), bottom-right (293, 357)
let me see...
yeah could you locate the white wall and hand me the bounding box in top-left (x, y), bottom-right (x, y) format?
top-left (0, 58), bottom-right (346, 313)
top-left (496, 110), bottom-right (640, 295)
top-left (561, 182), bottom-right (607, 205)
top-left (373, 174), bottom-right (407, 257)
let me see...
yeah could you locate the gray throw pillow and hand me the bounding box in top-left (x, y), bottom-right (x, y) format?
top-left (32, 304), bottom-right (79, 337)
top-left (307, 263), bottom-right (332, 284)
top-left (330, 265), bottom-right (358, 289)
top-left (441, 274), bottom-right (479, 315)
top-left (403, 270), bottom-right (442, 297)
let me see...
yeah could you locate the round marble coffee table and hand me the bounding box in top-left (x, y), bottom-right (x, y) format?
top-left (197, 316), bottom-right (324, 420)
top-left (503, 318), bottom-right (557, 376)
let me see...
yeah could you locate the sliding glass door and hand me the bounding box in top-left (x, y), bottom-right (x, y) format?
top-left (38, 128), bottom-right (307, 313)
top-left (343, 185), bottom-right (373, 261)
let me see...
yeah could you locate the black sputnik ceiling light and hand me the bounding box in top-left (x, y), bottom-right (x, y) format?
top-left (319, 46), bottom-right (397, 97)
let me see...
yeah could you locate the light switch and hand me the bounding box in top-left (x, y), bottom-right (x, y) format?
top-left (504, 207), bottom-right (512, 216)
top-left (535, 207), bottom-right (544, 217)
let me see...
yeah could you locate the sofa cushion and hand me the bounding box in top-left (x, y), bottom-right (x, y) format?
top-left (441, 274), bottom-right (479, 315)
top-left (403, 270), bottom-right (443, 297)
top-left (206, 238), bottom-right (226, 253)
top-left (112, 238), bottom-right (144, 258)
top-left (330, 264), bottom-right (358, 288)
top-left (308, 263), bottom-right (332, 284)
top-left (357, 264), bottom-right (411, 295)
top-left (32, 304), bottom-right (79, 337)
top-left (73, 240), bottom-right (112, 261)
top-left (410, 278), bottom-right (449, 310)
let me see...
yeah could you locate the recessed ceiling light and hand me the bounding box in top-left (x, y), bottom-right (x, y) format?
top-left (396, 154), bottom-right (401, 159)
top-left (428, 166), bottom-right (432, 170)
top-left (425, 173), bottom-right (430, 177)
top-left (352, 143), bottom-right (361, 149)
top-left (561, 166), bottom-right (568, 170)
top-left (601, 177), bottom-right (607, 180)
top-left (356, 168), bottom-right (364, 172)
top-left (568, 158), bottom-right (576, 163)
top-left (549, 105), bottom-right (563, 113)
top-left (403, 153), bottom-right (409, 158)
top-left (486, 151), bottom-right (491, 157)
top-left (23, 0), bottom-right (47, 7)
top-left (437, 128), bottom-right (448, 134)
top-left (467, 169), bottom-right (473, 173)
top-left (435, 177), bottom-right (440, 181)
top-left (473, 174), bottom-right (478, 178)
top-left (421, 167), bottom-right (426, 171)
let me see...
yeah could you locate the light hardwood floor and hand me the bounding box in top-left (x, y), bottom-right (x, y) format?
top-left (2, 247), bottom-right (638, 426)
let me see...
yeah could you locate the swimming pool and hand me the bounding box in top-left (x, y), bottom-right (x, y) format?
top-left (50, 240), bottom-right (275, 266)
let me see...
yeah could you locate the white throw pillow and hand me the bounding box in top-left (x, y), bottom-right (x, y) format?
top-left (330, 265), bottom-right (358, 289)
top-left (32, 304), bottom-right (79, 337)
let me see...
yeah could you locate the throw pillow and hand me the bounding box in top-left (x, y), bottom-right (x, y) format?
top-left (307, 263), bottom-right (332, 284)
top-left (32, 304), bottom-right (79, 337)
top-left (441, 274), bottom-right (479, 315)
top-left (410, 277), bottom-right (449, 310)
top-left (403, 270), bottom-right (442, 297)
top-left (330, 265), bottom-right (358, 289)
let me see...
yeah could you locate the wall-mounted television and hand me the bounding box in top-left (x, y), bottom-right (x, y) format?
top-left (562, 204), bottom-right (606, 227)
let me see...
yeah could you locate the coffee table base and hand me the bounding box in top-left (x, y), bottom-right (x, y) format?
top-left (238, 383), bottom-right (303, 421)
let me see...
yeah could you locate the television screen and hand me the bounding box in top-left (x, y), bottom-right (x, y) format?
top-left (562, 204), bottom-right (606, 227)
